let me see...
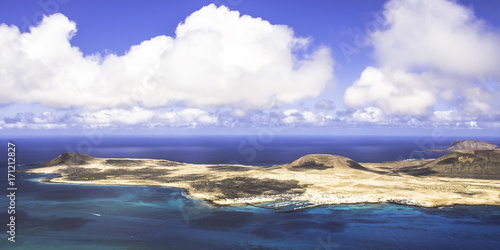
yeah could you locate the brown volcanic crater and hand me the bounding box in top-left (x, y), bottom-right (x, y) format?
top-left (285, 154), bottom-right (358, 169)
top-left (283, 154), bottom-right (387, 174)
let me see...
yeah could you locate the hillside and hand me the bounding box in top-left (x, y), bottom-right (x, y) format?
top-left (41, 152), bottom-right (96, 166)
top-left (285, 154), bottom-right (360, 170)
top-left (429, 140), bottom-right (499, 152)
top-left (283, 154), bottom-right (387, 174)
top-left (423, 150), bottom-right (500, 179)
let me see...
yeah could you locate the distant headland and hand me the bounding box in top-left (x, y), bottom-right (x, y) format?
top-left (427, 139), bottom-right (500, 152)
top-left (22, 140), bottom-right (500, 212)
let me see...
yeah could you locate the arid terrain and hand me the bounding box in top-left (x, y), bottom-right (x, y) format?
top-left (22, 141), bottom-right (500, 210)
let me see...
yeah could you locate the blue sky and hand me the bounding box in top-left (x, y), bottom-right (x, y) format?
top-left (0, 0), bottom-right (499, 135)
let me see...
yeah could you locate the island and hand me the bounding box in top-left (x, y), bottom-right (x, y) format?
top-left (21, 140), bottom-right (500, 212)
top-left (427, 139), bottom-right (500, 152)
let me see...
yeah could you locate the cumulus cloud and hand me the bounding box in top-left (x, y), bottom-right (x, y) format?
top-left (344, 0), bottom-right (500, 119)
top-left (75, 107), bottom-right (154, 125)
top-left (374, 0), bottom-right (500, 75)
top-left (157, 108), bottom-right (218, 126)
top-left (0, 4), bottom-right (334, 110)
top-left (432, 110), bottom-right (461, 122)
top-left (283, 109), bottom-right (306, 124)
top-left (344, 67), bottom-right (441, 115)
top-left (2, 111), bottom-right (67, 129)
top-left (282, 109), bottom-right (333, 125)
top-left (1, 107), bottom-right (218, 129)
top-left (352, 107), bottom-right (385, 123)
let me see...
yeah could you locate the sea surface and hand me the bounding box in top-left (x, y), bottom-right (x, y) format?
top-left (1, 135), bottom-right (499, 249)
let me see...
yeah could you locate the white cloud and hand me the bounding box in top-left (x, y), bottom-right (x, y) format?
top-left (374, 0), bottom-right (500, 76)
top-left (1, 111), bottom-right (67, 129)
top-left (352, 107), bottom-right (385, 123)
top-left (344, 0), bottom-right (500, 119)
top-left (158, 108), bottom-right (218, 126)
top-left (432, 110), bottom-right (460, 122)
top-left (32, 111), bottom-right (57, 124)
top-left (76, 107), bottom-right (154, 125)
top-left (282, 109), bottom-right (331, 125)
top-left (468, 121), bottom-right (479, 129)
top-left (461, 87), bottom-right (498, 118)
top-left (2, 122), bottom-right (67, 129)
top-left (344, 67), bottom-right (440, 115)
top-left (0, 5), bottom-right (334, 110)
top-left (1, 107), bottom-right (220, 129)
top-left (282, 109), bottom-right (302, 124)
top-left (301, 111), bottom-right (319, 123)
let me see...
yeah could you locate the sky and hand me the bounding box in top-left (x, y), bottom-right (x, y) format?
top-left (0, 0), bottom-right (499, 135)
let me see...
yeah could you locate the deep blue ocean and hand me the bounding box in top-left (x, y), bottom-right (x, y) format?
top-left (1, 135), bottom-right (499, 249)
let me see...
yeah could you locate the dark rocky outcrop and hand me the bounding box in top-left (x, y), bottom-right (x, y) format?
top-left (190, 177), bottom-right (306, 199)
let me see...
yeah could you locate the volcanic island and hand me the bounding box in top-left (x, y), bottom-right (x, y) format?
top-left (21, 140), bottom-right (500, 212)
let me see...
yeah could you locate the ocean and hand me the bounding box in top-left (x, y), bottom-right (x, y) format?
top-left (1, 135), bottom-right (499, 249)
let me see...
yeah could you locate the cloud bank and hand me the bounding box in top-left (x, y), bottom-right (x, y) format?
top-left (2, 1), bottom-right (499, 131)
top-left (344, 0), bottom-right (500, 121)
top-left (0, 4), bottom-right (334, 110)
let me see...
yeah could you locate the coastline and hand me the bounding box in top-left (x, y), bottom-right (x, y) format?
top-left (38, 176), bottom-right (439, 211)
top-left (24, 155), bottom-right (500, 212)
top-left (34, 177), bottom-right (500, 212)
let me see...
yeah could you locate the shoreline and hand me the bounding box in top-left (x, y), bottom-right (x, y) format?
top-left (34, 175), bottom-right (500, 211)
top-left (21, 153), bottom-right (500, 212)
top-left (34, 175), bottom-right (500, 212)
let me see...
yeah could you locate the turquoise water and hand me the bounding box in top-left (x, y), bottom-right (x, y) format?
top-left (1, 136), bottom-right (500, 249)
